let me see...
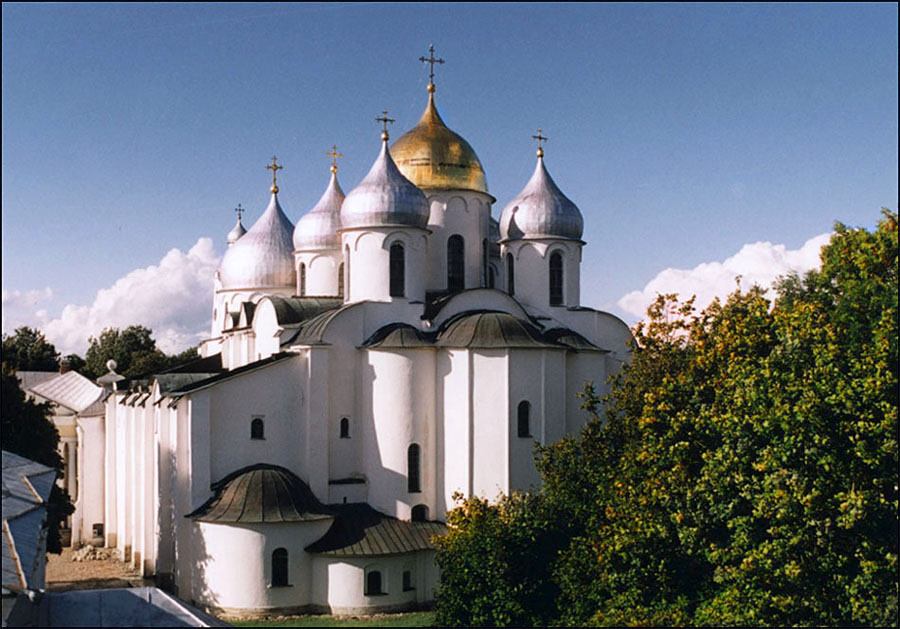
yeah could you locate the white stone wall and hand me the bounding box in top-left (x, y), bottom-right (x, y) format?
top-left (341, 228), bottom-right (429, 303)
top-left (421, 191), bottom-right (493, 292)
top-left (294, 250), bottom-right (343, 297)
top-left (500, 239), bottom-right (583, 309)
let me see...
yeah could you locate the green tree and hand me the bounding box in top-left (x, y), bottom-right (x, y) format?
top-left (433, 210), bottom-right (898, 627)
top-left (83, 325), bottom-right (200, 379)
top-left (1, 326), bottom-right (60, 372)
top-left (1, 369), bottom-right (74, 553)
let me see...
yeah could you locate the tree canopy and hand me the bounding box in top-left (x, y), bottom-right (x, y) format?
top-left (83, 325), bottom-right (198, 379)
top-left (1, 326), bottom-right (60, 372)
top-left (434, 210), bottom-right (898, 627)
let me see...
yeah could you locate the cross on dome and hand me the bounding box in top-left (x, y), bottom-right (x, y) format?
top-left (234, 203), bottom-right (245, 220)
top-left (532, 129), bottom-right (548, 158)
top-left (267, 156), bottom-right (283, 193)
top-left (419, 44), bottom-right (444, 93)
top-left (327, 145), bottom-right (343, 174)
top-left (376, 110), bottom-right (395, 141)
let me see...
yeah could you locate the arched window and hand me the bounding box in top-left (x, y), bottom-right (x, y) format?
top-left (411, 504), bottom-right (428, 522)
top-left (447, 235), bottom-right (465, 292)
top-left (251, 417), bottom-right (264, 440)
top-left (506, 253), bottom-right (515, 295)
top-left (549, 251), bottom-right (564, 306)
top-left (272, 548), bottom-right (288, 586)
top-left (340, 417), bottom-right (350, 439)
top-left (482, 239), bottom-right (489, 287)
top-left (343, 247), bottom-right (350, 298)
top-left (517, 401), bottom-right (531, 438)
top-left (299, 263), bottom-right (307, 296)
top-left (407, 444), bottom-right (421, 493)
top-left (488, 265), bottom-right (496, 289)
top-left (390, 243), bottom-right (405, 297)
top-left (403, 570), bottom-right (414, 591)
top-left (366, 570), bottom-right (383, 595)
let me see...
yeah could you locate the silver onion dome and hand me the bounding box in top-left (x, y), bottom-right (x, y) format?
top-left (340, 140), bottom-right (429, 231)
top-left (499, 155), bottom-right (583, 242)
top-left (227, 215), bottom-right (247, 246)
top-left (219, 193), bottom-right (296, 290)
top-left (293, 172), bottom-right (345, 251)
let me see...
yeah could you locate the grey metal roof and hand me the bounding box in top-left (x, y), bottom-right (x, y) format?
top-left (13, 371), bottom-right (57, 393)
top-left (499, 155), bottom-right (584, 242)
top-left (2, 451), bottom-right (56, 593)
top-left (305, 503), bottom-right (447, 557)
top-left (218, 192), bottom-right (295, 291)
top-left (542, 327), bottom-right (608, 352)
top-left (362, 323), bottom-right (433, 349)
top-left (340, 141), bottom-right (430, 231)
top-left (28, 370), bottom-right (104, 414)
top-left (293, 171), bottom-right (345, 251)
top-left (226, 214), bottom-right (246, 245)
top-left (187, 464), bottom-right (332, 524)
top-left (167, 353), bottom-right (295, 396)
top-left (436, 311), bottom-right (560, 349)
top-left (31, 587), bottom-right (230, 627)
top-left (287, 302), bottom-right (362, 346)
top-left (266, 296), bottom-right (343, 326)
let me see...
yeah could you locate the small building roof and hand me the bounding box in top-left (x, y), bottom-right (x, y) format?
top-left (187, 464), bottom-right (332, 524)
top-left (436, 311), bottom-right (559, 349)
top-left (2, 451), bottom-right (56, 593)
top-left (305, 503), bottom-right (447, 557)
top-left (27, 370), bottom-right (104, 415)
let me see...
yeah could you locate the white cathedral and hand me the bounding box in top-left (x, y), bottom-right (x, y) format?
top-left (64, 52), bottom-right (632, 616)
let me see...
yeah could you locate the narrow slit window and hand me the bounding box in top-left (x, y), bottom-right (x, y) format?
top-left (390, 243), bottom-right (405, 297)
top-left (447, 235), bottom-right (465, 292)
top-left (366, 570), bottom-right (383, 595)
top-left (517, 401), bottom-right (531, 438)
top-left (408, 444), bottom-right (421, 493)
top-left (299, 263), bottom-right (307, 296)
top-left (340, 417), bottom-right (350, 439)
top-left (549, 252), bottom-right (563, 306)
top-left (251, 417), bottom-right (264, 440)
top-left (506, 253), bottom-right (515, 295)
top-left (272, 548), bottom-right (288, 586)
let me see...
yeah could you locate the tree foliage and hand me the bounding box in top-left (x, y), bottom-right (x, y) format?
top-left (0, 369), bottom-right (74, 554)
top-left (434, 210), bottom-right (898, 627)
top-left (83, 325), bottom-right (198, 379)
top-left (1, 326), bottom-right (60, 372)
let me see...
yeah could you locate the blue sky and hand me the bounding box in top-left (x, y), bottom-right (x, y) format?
top-left (2, 3), bottom-right (897, 354)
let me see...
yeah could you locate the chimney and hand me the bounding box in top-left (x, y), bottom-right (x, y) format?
top-left (59, 358), bottom-right (71, 374)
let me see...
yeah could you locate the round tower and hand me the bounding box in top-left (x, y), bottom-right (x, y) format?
top-left (293, 149), bottom-right (345, 297)
top-left (498, 135), bottom-right (584, 310)
top-left (339, 114), bottom-right (430, 304)
top-left (390, 48), bottom-right (494, 294)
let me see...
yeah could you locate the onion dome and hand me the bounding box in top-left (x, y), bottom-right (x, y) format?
top-left (340, 135), bottom-right (429, 231)
top-left (390, 90), bottom-right (488, 195)
top-left (226, 215), bottom-right (247, 246)
top-left (499, 152), bottom-right (583, 242)
top-left (187, 464), bottom-right (332, 523)
top-left (219, 192), bottom-right (295, 290)
top-left (293, 171), bottom-right (344, 250)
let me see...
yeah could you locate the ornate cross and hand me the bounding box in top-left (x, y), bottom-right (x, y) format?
top-left (234, 203), bottom-right (245, 220)
top-left (419, 44), bottom-right (444, 85)
top-left (267, 156), bottom-right (283, 193)
top-left (327, 145), bottom-right (343, 174)
top-left (532, 129), bottom-right (548, 157)
top-left (376, 110), bottom-right (395, 141)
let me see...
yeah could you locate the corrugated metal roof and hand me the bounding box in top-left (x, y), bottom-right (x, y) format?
top-left (361, 323), bottom-right (433, 349)
top-left (305, 503), bottom-right (447, 556)
top-left (2, 451), bottom-right (56, 593)
top-left (187, 464), bottom-right (332, 523)
top-left (436, 311), bottom-right (559, 349)
top-left (28, 371), bottom-right (104, 414)
top-left (14, 371), bottom-right (57, 393)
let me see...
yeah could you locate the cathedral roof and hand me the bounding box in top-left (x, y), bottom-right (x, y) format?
top-left (435, 311), bottom-right (559, 349)
top-left (266, 296), bottom-right (344, 326)
top-left (218, 193), bottom-right (295, 290)
top-left (361, 323), bottom-right (432, 349)
top-left (305, 503), bottom-right (447, 556)
top-left (499, 154), bottom-right (584, 242)
top-left (187, 464), bottom-right (332, 524)
top-left (340, 139), bottom-right (430, 231)
top-left (293, 171), bottom-right (345, 251)
top-left (390, 92), bottom-right (489, 195)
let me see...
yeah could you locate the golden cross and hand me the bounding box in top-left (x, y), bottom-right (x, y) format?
top-left (532, 129), bottom-right (548, 157)
top-left (266, 156), bottom-right (283, 193)
top-left (419, 44), bottom-right (444, 84)
top-left (376, 110), bottom-right (395, 141)
top-left (327, 145), bottom-right (343, 174)
top-left (234, 203), bottom-right (244, 220)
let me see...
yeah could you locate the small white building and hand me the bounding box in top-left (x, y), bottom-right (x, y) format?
top-left (93, 63), bottom-right (633, 617)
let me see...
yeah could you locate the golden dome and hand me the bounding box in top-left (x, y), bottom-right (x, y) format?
top-left (390, 93), bottom-right (489, 195)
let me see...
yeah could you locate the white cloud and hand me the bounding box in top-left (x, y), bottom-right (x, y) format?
top-left (1, 287), bottom-right (54, 335)
top-left (617, 232), bottom-right (832, 320)
top-left (38, 238), bottom-right (221, 355)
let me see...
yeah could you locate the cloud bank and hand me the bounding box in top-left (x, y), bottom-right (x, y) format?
top-left (617, 233), bottom-right (832, 320)
top-left (3, 238), bottom-right (221, 356)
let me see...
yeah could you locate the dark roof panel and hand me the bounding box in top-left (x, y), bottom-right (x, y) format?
top-left (305, 503), bottom-right (447, 556)
top-left (187, 464), bottom-right (332, 523)
top-left (361, 323), bottom-right (433, 349)
top-left (436, 310), bottom-right (558, 349)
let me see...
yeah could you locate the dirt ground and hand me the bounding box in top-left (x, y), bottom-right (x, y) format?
top-left (45, 547), bottom-right (155, 592)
